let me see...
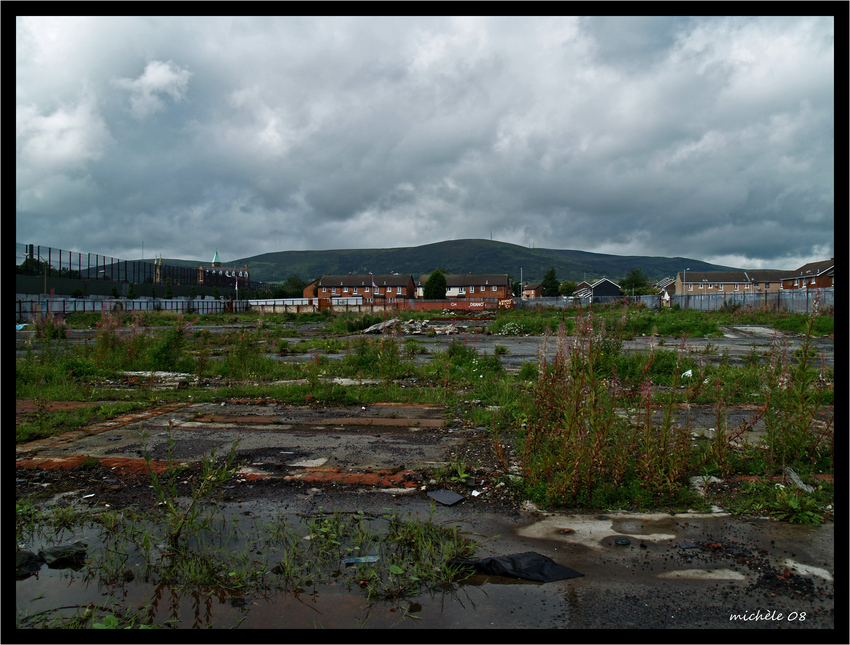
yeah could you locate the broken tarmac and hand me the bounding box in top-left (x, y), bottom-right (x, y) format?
top-left (16, 399), bottom-right (466, 488)
top-left (15, 395), bottom-right (836, 629)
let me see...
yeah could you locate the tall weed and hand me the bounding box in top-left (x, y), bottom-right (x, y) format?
top-left (521, 312), bottom-right (705, 508)
top-left (760, 309), bottom-right (834, 472)
top-left (521, 314), bottom-right (632, 506)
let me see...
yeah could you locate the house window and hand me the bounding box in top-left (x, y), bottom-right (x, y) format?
top-left (397, 286), bottom-right (402, 294)
top-left (322, 287), bottom-right (327, 293)
top-left (735, 284), bottom-right (739, 291)
top-left (353, 288), bottom-right (358, 294)
top-left (470, 286), bottom-right (475, 294)
top-left (764, 283), bottom-right (769, 289)
top-left (688, 284), bottom-right (693, 291)
top-left (492, 285), bottom-right (497, 292)
top-left (331, 288), bottom-right (337, 295)
top-left (698, 284), bottom-right (703, 290)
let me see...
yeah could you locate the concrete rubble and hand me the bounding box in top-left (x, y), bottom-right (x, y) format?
top-left (362, 317), bottom-right (474, 335)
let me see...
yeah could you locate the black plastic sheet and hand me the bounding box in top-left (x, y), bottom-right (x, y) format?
top-left (427, 489), bottom-right (464, 506)
top-left (450, 551), bottom-right (584, 582)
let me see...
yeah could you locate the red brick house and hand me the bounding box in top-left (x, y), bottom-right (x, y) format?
top-left (315, 274), bottom-right (416, 301)
top-left (781, 259), bottom-right (834, 290)
top-left (416, 274), bottom-right (512, 300)
top-left (301, 279), bottom-right (318, 298)
top-left (522, 282), bottom-right (542, 299)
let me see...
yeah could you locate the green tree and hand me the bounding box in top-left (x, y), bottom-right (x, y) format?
top-left (281, 274), bottom-right (307, 298)
top-left (621, 268), bottom-right (655, 295)
top-left (423, 269), bottom-right (448, 299)
top-left (164, 277), bottom-right (174, 299)
top-left (189, 285), bottom-right (196, 300)
top-left (213, 287), bottom-right (220, 301)
top-left (541, 267), bottom-right (559, 297)
top-left (127, 282), bottom-right (138, 300)
top-left (559, 280), bottom-right (578, 297)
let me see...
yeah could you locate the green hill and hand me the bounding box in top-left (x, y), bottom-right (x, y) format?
top-left (231, 239), bottom-right (739, 285)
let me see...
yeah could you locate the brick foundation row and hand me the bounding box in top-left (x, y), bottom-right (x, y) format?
top-left (285, 468), bottom-right (418, 488)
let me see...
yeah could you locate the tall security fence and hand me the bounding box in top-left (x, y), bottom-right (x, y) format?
top-left (16, 244), bottom-right (272, 295)
top-left (18, 245), bottom-right (191, 285)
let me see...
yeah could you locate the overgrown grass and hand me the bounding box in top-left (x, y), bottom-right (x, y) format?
top-left (712, 478), bottom-right (834, 525)
top-left (16, 400), bottom-right (147, 443)
top-left (514, 308), bottom-right (833, 517)
top-left (489, 304), bottom-right (834, 339)
top-left (17, 304), bottom-right (834, 524)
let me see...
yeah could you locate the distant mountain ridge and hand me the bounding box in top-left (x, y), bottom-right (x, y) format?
top-left (15, 239), bottom-right (742, 285)
top-left (232, 239), bottom-right (740, 284)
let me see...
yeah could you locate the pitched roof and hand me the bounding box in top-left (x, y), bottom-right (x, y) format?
top-left (590, 278), bottom-right (621, 289)
top-left (417, 273), bottom-right (510, 287)
top-left (743, 270), bottom-right (787, 282)
top-left (681, 271), bottom-right (748, 283)
top-left (318, 274), bottom-right (412, 288)
top-left (783, 259), bottom-right (834, 279)
top-left (571, 278), bottom-right (621, 298)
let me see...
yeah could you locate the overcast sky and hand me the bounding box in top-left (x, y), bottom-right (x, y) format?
top-left (16, 15), bottom-right (834, 270)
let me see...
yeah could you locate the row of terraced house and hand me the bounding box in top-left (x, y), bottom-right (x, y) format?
top-left (675, 258), bottom-right (835, 296)
top-left (299, 258), bottom-right (834, 308)
top-left (301, 273), bottom-right (514, 310)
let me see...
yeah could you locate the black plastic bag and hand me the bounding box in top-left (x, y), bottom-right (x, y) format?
top-left (449, 551), bottom-right (583, 582)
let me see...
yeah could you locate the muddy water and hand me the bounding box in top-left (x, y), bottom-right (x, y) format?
top-left (15, 507), bottom-right (573, 630)
top-left (16, 493), bottom-right (835, 629)
top-left (16, 561), bottom-right (571, 629)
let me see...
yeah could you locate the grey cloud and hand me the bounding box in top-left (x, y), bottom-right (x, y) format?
top-left (15, 16), bottom-right (833, 268)
top-left (113, 60), bottom-right (192, 119)
top-left (580, 16), bottom-right (692, 72)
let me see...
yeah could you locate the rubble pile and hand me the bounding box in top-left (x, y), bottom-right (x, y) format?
top-left (362, 317), bottom-right (480, 335)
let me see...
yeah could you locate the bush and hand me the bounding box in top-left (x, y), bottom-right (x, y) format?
top-left (146, 325), bottom-right (189, 371)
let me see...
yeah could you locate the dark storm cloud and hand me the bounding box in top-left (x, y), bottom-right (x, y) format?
top-left (15, 16), bottom-right (833, 269)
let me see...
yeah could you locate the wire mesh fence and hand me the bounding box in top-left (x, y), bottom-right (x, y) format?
top-left (518, 288), bottom-right (833, 314)
top-left (15, 244), bottom-right (271, 292)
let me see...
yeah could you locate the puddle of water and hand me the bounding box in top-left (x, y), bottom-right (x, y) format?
top-left (17, 507), bottom-right (575, 629)
top-left (16, 533), bottom-right (571, 629)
